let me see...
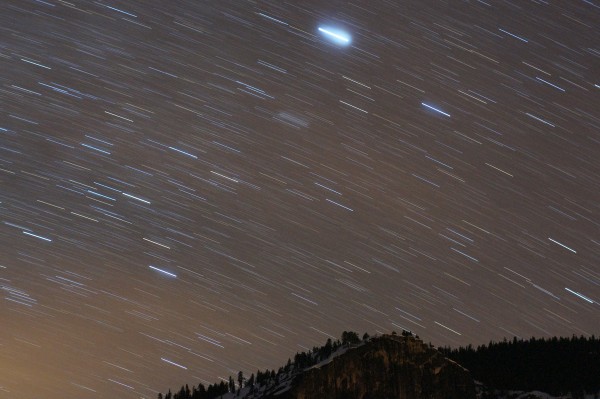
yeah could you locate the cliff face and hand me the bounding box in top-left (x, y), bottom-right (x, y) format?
top-left (271, 335), bottom-right (476, 399)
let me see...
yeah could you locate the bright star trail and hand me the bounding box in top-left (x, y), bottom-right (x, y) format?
top-left (318, 26), bottom-right (351, 45)
top-left (149, 266), bottom-right (178, 278)
top-left (1, 1), bottom-right (599, 398)
top-left (421, 103), bottom-right (451, 117)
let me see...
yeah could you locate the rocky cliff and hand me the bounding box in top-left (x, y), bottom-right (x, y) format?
top-left (266, 334), bottom-right (476, 399)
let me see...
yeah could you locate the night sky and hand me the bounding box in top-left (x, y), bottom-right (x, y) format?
top-left (1, 0), bottom-right (599, 398)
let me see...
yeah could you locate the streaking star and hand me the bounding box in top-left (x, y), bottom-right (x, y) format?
top-left (318, 26), bottom-right (351, 46)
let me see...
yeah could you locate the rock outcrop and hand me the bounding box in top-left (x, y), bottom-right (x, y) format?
top-left (268, 334), bottom-right (476, 399)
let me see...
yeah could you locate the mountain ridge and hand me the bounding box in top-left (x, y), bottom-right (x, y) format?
top-left (159, 331), bottom-right (600, 399)
top-left (263, 333), bottom-right (475, 399)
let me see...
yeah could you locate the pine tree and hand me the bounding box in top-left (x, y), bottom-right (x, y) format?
top-left (246, 373), bottom-right (255, 392)
top-left (229, 376), bottom-right (235, 393)
top-left (341, 331), bottom-right (360, 346)
top-left (237, 371), bottom-right (243, 392)
top-left (175, 385), bottom-right (186, 399)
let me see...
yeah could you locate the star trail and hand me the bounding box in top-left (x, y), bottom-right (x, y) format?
top-left (1, 1), bottom-right (599, 398)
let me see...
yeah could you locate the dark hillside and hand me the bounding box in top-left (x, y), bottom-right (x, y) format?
top-left (439, 335), bottom-right (600, 398)
top-left (159, 330), bottom-right (475, 399)
top-left (159, 332), bottom-right (600, 399)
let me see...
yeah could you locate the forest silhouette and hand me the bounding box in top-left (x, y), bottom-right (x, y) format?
top-left (159, 331), bottom-right (600, 399)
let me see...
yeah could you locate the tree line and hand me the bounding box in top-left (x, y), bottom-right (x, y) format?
top-left (160, 332), bottom-right (600, 399)
top-left (439, 335), bottom-right (600, 398)
top-left (158, 330), bottom-right (371, 399)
